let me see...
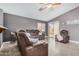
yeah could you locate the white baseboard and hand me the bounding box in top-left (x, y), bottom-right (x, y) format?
top-left (70, 40), bottom-right (79, 44)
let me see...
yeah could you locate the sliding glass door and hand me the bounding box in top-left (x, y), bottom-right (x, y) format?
top-left (48, 21), bottom-right (59, 56)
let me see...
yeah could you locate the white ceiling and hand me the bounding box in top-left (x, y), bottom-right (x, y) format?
top-left (0, 3), bottom-right (79, 21)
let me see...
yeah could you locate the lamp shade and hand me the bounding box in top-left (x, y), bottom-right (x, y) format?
top-left (0, 25), bottom-right (8, 33)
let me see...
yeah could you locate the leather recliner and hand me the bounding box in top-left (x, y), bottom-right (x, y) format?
top-left (60, 30), bottom-right (70, 43)
top-left (55, 30), bottom-right (70, 43)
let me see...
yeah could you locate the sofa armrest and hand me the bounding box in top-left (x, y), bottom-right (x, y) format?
top-left (26, 46), bottom-right (33, 50)
top-left (33, 40), bottom-right (47, 46)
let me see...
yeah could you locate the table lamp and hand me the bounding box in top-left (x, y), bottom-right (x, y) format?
top-left (0, 25), bottom-right (8, 33)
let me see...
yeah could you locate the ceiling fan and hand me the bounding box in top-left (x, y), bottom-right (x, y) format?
top-left (38, 3), bottom-right (61, 11)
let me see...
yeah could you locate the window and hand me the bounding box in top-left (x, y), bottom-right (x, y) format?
top-left (66, 20), bottom-right (79, 25)
top-left (37, 23), bottom-right (45, 32)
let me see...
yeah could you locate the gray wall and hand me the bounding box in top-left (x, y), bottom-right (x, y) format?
top-left (4, 13), bottom-right (46, 31)
top-left (0, 9), bottom-right (3, 46)
top-left (49, 7), bottom-right (79, 42)
top-left (3, 13), bottom-right (46, 41)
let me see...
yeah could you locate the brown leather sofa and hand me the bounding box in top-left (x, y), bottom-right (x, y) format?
top-left (15, 32), bottom-right (48, 56)
top-left (26, 29), bottom-right (45, 40)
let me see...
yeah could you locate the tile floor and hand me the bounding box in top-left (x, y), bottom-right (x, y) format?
top-left (53, 42), bottom-right (79, 56)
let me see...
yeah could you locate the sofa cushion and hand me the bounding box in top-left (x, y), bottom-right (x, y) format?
top-left (16, 32), bottom-right (32, 47)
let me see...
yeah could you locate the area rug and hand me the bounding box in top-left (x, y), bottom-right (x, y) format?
top-left (0, 41), bottom-right (21, 56)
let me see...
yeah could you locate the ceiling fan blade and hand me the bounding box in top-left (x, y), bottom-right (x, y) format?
top-left (40, 3), bottom-right (61, 5)
top-left (52, 3), bottom-right (61, 5)
top-left (39, 6), bottom-right (47, 11)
